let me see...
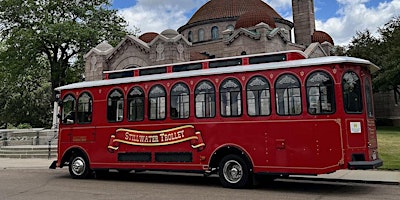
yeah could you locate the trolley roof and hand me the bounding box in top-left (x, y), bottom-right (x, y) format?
top-left (56, 56), bottom-right (379, 92)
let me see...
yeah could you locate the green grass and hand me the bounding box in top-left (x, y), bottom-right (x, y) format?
top-left (377, 126), bottom-right (400, 170)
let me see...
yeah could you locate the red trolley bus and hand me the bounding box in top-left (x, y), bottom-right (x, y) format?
top-left (50, 50), bottom-right (382, 188)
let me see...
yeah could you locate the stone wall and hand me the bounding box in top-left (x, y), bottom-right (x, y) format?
top-left (0, 129), bottom-right (58, 147)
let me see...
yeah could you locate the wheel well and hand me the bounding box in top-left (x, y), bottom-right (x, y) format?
top-left (209, 146), bottom-right (253, 171)
top-left (60, 148), bottom-right (88, 168)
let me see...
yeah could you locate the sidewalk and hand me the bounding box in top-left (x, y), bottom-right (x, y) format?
top-left (0, 158), bottom-right (398, 185)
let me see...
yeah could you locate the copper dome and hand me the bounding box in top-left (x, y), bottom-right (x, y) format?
top-left (139, 32), bottom-right (159, 43)
top-left (312, 31), bottom-right (334, 45)
top-left (186, 0), bottom-right (282, 26)
top-left (235, 10), bottom-right (276, 29)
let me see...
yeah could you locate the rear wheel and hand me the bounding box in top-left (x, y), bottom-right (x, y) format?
top-left (218, 154), bottom-right (252, 188)
top-left (69, 154), bottom-right (91, 179)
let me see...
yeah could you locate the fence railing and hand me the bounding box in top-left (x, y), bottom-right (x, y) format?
top-left (0, 128), bottom-right (58, 147)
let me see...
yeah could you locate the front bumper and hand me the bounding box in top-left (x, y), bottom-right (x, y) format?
top-left (49, 160), bottom-right (57, 169)
top-left (348, 159), bottom-right (383, 169)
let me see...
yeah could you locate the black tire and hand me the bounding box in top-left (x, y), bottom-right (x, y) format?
top-left (218, 154), bottom-right (252, 188)
top-left (69, 154), bottom-right (91, 179)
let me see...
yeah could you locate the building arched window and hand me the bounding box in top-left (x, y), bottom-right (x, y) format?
top-left (149, 85), bottom-right (166, 120)
top-left (188, 31), bottom-right (193, 42)
top-left (275, 74), bottom-right (302, 115)
top-left (61, 94), bottom-right (76, 124)
top-left (170, 83), bottom-right (190, 119)
top-left (342, 71), bottom-right (362, 113)
top-left (306, 71), bottom-right (335, 114)
top-left (220, 78), bottom-right (242, 117)
top-left (195, 80), bottom-right (216, 118)
top-left (226, 25), bottom-right (234, 31)
top-left (198, 29), bottom-right (205, 42)
top-left (107, 89), bottom-right (124, 122)
top-left (247, 76), bottom-right (271, 116)
top-left (127, 86), bottom-right (145, 121)
top-left (211, 26), bottom-right (219, 40)
top-left (77, 92), bottom-right (93, 124)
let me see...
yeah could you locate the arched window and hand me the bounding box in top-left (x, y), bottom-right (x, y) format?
top-left (342, 71), bottom-right (362, 113)
top-left (211, 26), bottom-right (219, 40)
top-left (275, 74), bottom-right (302, 115)
top-left (128, 86), bottom-right (145, 121)
top-left (171, 83), bottom-right (190, 119)
top-left (220, 78), bottom-right (242, 117)
top-left (365, 77), bottom-right (374, 118)
top-left (61, 94), bottom-right (76, 124)
top-left (107, 89), bottom-right (124, 122)
top-left (247, 76), bottom-right (271, 116)
top-left (149, 85), bottom-right (166, 120)
top-left (195, 80), bottom-right (216, 118)
top-left (306, 71), bottom-right (335, 114)
top-left (77, 92), bottom-right (93, 124)
top-left (198, 29), bottom-right (205, 42)
top-left (188, 31), bottom-right (193, 42)
top-left (226, 25), bottom-right (234, 31)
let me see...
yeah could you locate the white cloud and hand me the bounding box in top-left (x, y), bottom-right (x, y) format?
top-left (118, 0), bottom-right (400, 46)
top-left (118, 0), bottom-right (207, 34)
top-left (316, 0), bottom-right (400, 45)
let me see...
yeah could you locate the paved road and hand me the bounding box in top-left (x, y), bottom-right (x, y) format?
top-left (0, 168), bottom-right (399, 200)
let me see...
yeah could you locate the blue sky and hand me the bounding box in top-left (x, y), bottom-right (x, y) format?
top-left (110, 0), bottom-right (400, 45)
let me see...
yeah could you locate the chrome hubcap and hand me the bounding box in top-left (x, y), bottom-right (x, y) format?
top-left (223, 160), bottom-right (243, 183)
top-left (71, 157), bottom-right (85, 176)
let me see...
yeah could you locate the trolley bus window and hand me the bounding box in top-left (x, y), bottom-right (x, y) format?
top-left (128, 87), bottom-right (145, 121)
top-left (61, 94), bottom-right (76, 124)
top-left (246, 76), bottom-right (271, 116)
top-left (343, 71), bottom-right (363, 113)
top-left (77, 92), bottom-right (93, 124)
top-left (306, 71), bottom-right (335, 114)
top-left (195, 81), bottom-right (216, 118)
top-left (170, 83), bottom-right (190, 119)
top-left (149, 85), bottom-right (166, 120)
top-left (107, 89), bottom-right (124, 122)
top-left (220, 78), bottom-right (242, 117)
top-left (275, 74), bottom-right (302, 115)
top-left (365, 77), bottom-right (374, 118)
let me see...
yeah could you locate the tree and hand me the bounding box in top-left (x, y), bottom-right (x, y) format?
top-left (0, 0), bottom-right (131, 127)
top-left (346, 17), bottom-right (400, 96)
top-left (0, 0), bottom-right (129, 92)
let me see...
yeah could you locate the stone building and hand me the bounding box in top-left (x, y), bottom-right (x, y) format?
top-left (84, 0), bottom-right (334, 81)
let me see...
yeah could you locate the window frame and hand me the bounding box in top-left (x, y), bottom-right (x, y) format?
top-left (220, 78), bottom-right (243, 117)
top-left (107, 89), bottom-right (124, 123)
top-left (127, 86), bottom-right (145, 122)
top-left (198, 28), bottom-right (205, 42)
top-left (170, 82), bottom-right (190, 119)
top-left (364, 77), bottom-right (374, 118)
top-left (305, 71), bottom-right (336, 115)
top-left (195, 80), bottom-right (216, 118)
top-left (148, 84), bottom-right (167, 120)
top-left (77, 92), bottom-right (93, 124)
top-left (61, 94), bottom-right (76, 125)
top-left (275, 73), bottom-right (302, 116)
top-left (342, 71), bottom-right (363, 114)
top-left (211, 26), bottom-right (219, 40)
top-left (246, 76), bottom-right (271, 117)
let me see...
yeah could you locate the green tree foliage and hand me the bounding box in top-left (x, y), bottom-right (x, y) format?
top-left (346, 16), bottom-right (400, 95)
top-left (0, 0), bottom-right (129, 91)
top-left (0, 0), bottom-right (130, 127)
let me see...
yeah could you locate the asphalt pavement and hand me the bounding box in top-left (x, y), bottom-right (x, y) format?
top-left (0, 158), bottom-right (398, 185)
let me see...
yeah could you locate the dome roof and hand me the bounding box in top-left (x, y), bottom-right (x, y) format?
top-left (95, 42), bottom-right (113, 51)
top-left (186, 0), bottom-right (282, 26)
top-left (160, 29), bottom-right (179, 38)
top-left (139, 32), bottom-right (159, 43)
top-left (235, 10), bottom-right (276, 29)
top-left (312, 31), bottom-right (334, 45)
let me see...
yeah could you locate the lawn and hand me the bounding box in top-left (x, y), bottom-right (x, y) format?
top-left (377, 126), bottom-right (400, 170)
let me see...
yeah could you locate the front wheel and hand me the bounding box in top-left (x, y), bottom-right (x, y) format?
top-left (218, 154), bottom-right (252, 188)
top-left (69, 155), bottom-right (91, 179)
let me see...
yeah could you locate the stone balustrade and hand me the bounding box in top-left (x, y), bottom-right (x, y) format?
top-left (0, 129), bottom-right (58, 147)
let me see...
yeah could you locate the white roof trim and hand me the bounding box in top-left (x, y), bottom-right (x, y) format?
top-left (56, 56), bottom-right (379, 91)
